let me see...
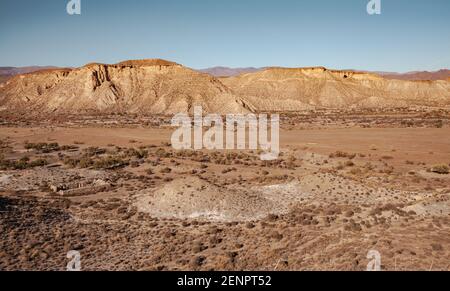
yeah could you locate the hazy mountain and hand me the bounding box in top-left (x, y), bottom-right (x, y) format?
top-left (379, 69), bottom-right (450, 81)
top-left (0, 66), bottom-right (59, 83)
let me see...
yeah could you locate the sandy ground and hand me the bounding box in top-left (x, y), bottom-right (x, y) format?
top-left (2, 126), bottom-right (449, 162)
top-left (0, 115), bottom-right (449, 271)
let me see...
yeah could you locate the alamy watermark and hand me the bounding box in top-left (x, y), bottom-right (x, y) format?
top-left (366, 250), bottom-right (381, 271)
top-left (66, 250), bottom-right (81, 271)
top-left (67, 1), bottom-right (380, 16)
top-left (367, 0), bottom-right (381, 15)
top-left (171, 107), bottom-right (280, 160)
top-left (67, 0), bottom-right (81, 15)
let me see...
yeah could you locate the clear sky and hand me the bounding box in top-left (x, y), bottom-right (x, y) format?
top-left (0, 0), bottom-right (449, 72)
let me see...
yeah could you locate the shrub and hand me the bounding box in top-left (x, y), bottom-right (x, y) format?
top-left (430, 164), bottom-right (449, 175)
top-left (60, 145), bottom-right (79, 151)
top-left (0, 157), bottom-right (48, 170)
top-left (160, 167), bottom-right (172, 174)
top-left (335, 163), bottom-right (344, 170)
top-left (155, 148), bottom-right (170, 158)
top-left (93, 156), bottom-right (128, 170)
top-left (24, 142), bottom-right (60, 153)
top-left (329, 151), bottom-right (356, 159)
top-left (12, 160), bottom-right (29, 170)
top-left (83, 147), bottom-right (106, 157)
top-left (345, 161), bottom-right (355, 167)
top-left (349, 168), bottom-right (362, 175)
top-left (29, 159), bottom-right (48, 167)
top-left (63, 157), bottom-right (80, 168)
top-left (78, 157), bottom-right (94, 168)
top-left (124, 148), bottom-right (148, 159)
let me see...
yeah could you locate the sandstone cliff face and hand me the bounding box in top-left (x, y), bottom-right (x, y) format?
top-left (0, 59), bottom-right (248, 114)
top-left (1, 60), bottom-right (449, 115)
top-left (220, 67), bottom-right (450, 111)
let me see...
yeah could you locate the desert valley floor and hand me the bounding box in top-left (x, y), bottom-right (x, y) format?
top-left (0, 109), bottom-right (449, 271)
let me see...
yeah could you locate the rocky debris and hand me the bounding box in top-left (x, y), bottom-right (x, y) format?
top-left (135, 176), bottom-right (276, 221)
top-left (0, 174), bottom-right (12, 187)
top-left (49, 179), bottom-right (111, 197)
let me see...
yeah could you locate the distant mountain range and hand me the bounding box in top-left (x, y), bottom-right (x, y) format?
top-left (0, 66), bottom-right (59, 83)
top-left (199, 66), bottom-right (450, 80)
top-left (2, 65), bottom-right (449, 81)
top-left (377, 69), bottom-right (450, 81)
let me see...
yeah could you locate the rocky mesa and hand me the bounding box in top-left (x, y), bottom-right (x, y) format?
top-left (1, 60), bottom-right (450, 115)
top-left (220, 67), bottom-right (450, 111)
top-left (0, 59), bottom-right (249, 115)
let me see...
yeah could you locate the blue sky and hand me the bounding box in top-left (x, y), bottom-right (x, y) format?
top-left (0, 0), bottom-right (449, 72)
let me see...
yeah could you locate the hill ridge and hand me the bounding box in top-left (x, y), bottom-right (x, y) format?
top-left (1, 59), bottom-right (449, 115)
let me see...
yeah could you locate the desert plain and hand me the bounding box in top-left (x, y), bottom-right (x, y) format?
top-left (0, 60), bottom-right (449, 271)
top-left (0, 109), bottom-right (449, 271)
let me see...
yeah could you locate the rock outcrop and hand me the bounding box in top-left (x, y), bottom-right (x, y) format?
top-left (1, 60), bottom-right (449, 115)
top-left (0, 59), bottom-right (248, 115)
top-left (220, 67), bottom-right (450, 111)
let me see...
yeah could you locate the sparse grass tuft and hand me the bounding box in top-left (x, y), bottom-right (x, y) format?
top-left (0, 157), bottom-right (48, 170)
top-left (24, 142), bottom-right (60, 153)
top-left (430, 164), bottom-right (449, 175)
top-left (329, 151), bottom-right (356, 159)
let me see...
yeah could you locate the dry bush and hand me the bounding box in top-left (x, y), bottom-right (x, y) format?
top-left (60, 145), bottom-right (78, 151)
top-left (349, 168), bottom-right (362, 175)
top-left (29, 159), bottom-right (48, 167)
top-left (124, 148), bottom-right (148, 159)
top-left (155, 148), bottom-right (171, 158)
top-left (24, 142), bottom-right (60, 153)
top-left (83, 147), bottom-right (107, 157)
top-left (345, 161), bottom-right (355, 167)
top-left (160, 167), bottom-right (172, 174)
top-left (329, 151), bottom-right (356, 159)
top-left (63, 157), bottom-right (80, 168)
top-left (78, 157), bottom-right (95, 168)
top-left (0, 157), bottom-right (48, 170)
top-left (93, 156), bottom-right (128, 170)
top-left (335, 162), bottom-right (344, 170)
top-left (430, 164), bottom-right (449, 175)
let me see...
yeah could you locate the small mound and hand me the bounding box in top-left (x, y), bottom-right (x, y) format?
top-left (135, 177), bottom-right (275, 221)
